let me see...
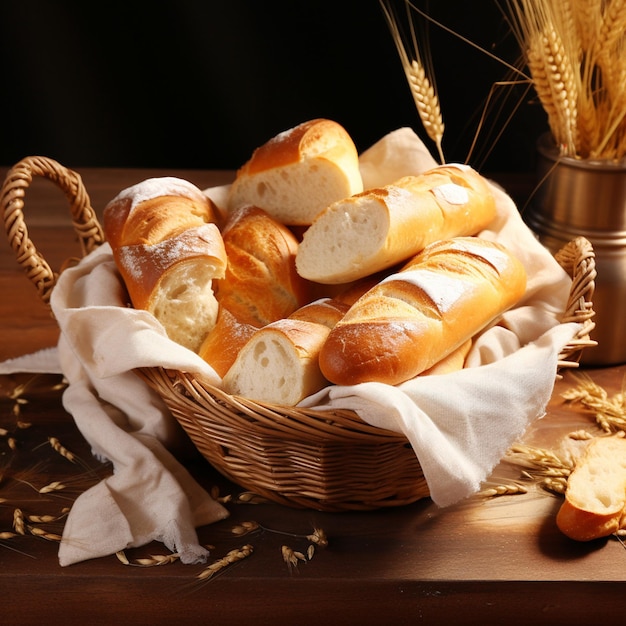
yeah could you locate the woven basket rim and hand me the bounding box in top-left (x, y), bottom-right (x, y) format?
top-left (136, 234), bottom-right (597, 445)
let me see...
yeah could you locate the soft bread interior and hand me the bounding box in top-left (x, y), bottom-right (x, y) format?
top-left (566, 437), bottom-right (626, 514)
top-left (229, 158), bottom-right (361, 226)
top-left (223, 322), bottom-right (330, 405)
top-left (297, 195), bottom-right (389, 283)
top-left (150, 260), bottom-right (220, 352)
top-left (556, 436), bottom-right (626, 541)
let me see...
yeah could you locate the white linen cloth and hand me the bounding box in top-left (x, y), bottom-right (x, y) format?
top-left (49, 249), bottom-right (230, 566)
top-left (0, 128), bottom-right (581, 565)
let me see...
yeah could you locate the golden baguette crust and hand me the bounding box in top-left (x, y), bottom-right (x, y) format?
top-left (198, 306), bottom-right (257, 378)
top-left (216, 205), bottom-right (310, 327)
top-left (104, 177), bottom-right (220, 248)
top-left (319, 237), bottom-right (527, 386)
top-left (227, 118), bottom-right (363, 225)
top-left (114, 223), bottom-right (225, 311)
top-left (296, 164), bottom-right (497, 284)
top-left (419, 338), bottom-right (472, 376)
top-left (556, 436), bottom-right (626, 541)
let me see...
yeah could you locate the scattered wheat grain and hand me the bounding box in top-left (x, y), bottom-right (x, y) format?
top-left (13, 509), bottom-right (25, 535)
top-left (478, 483), bottom-right (528, 498)
top-left (231, 521), bottom-right (260, 536)
top-left (38, 481), bottom-right (66, 494)
top-left (48, 437), bottom-right (76, 463)
top-left (196, 544), bottom-right (253, 581)
top-left (568, 429), bottom-right (594, 440)
top-left (306, 527), bottom-right (328, 548)
top-left (28, 526), bottom-right (62, 542)
top-left (0, 531), bottom-right (17, 540)
top-left (27, 514), bottom-right (58, 524)
top-left (116, 550), bottom-right (130, 565)
top-left (281, 545), bottom-right (307, 570)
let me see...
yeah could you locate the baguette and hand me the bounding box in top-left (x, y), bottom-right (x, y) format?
top-left (216, 205), bottom-right (310, 327)
top-left (223, 298), bottom-right (350, 405)
top-left (556, 436), bottom-right (626, 541)
top-left (198, 306), bottom-right (257, 378)
top-left (103, 177), bottom-right (227, 352)
top-left (227, 118), bottom-right (363, 225)
top-left (319, 237), bottom-right (527, 386)
top-left (296, 164), bottom-right (497, 284)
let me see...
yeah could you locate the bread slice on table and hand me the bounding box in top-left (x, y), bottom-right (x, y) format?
top-left (556, 435), bottom-right (626, 541)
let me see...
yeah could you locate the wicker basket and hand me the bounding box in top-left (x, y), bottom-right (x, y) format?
top-left (1, 156), bottom-right (597, 511)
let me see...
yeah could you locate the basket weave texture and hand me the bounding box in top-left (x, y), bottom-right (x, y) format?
top-left (1, 156), bottom-right (597, 511)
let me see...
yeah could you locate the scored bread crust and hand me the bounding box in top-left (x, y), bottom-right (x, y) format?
top-left (556, 436), bottom-right (626, 541)
top-left (216, 205), bottom-right (310, 327)
top-left (114, 222), bottom-right (226, 310)
top-left (227, 118), bottom-right (363, 225)
top-left (295, 164), bottom-right (497, 284)
top-left (318, 237), bottom-right (527, 386)
top-left (104, 177), bottom-right (220, 248)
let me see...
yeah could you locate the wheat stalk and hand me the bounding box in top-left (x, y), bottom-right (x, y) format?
top-left (477, 483), bottom-right (528, 498)
top-left (561, 372), bottom-right (626, 432)
top-left (380, 0), bottom-right (446, 164)
top-left (196, 544), bottom-right (254, 581)
top-left (571, 0), bottom-right (602, 50)
top-left (506, 0), bottom-right (626, 160)
top-left (405, 59), bottom-right (445, 163)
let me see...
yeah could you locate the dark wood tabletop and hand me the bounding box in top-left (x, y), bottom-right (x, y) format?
top-left (1, 164), bottom-right (625, 626)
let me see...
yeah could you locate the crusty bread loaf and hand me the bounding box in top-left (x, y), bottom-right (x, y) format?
top-left (103, 177), bottom-right (227, 352)
top-left (296, 164), bottom-right (497, 284)
top-left (216, 205), bottom-right (310, 327)
top-left (319, 237), bottom-right (527, 386)
top-left (104, 176), bottom-right (221, 248)
top-left (227, 119), bottom-right (363, 225)
top-left (223, 298), bottom-right (350, 405)
top-left (556, 436), bottom-right (626, 541)
top-left (198, 306), bottom-right (257, 378)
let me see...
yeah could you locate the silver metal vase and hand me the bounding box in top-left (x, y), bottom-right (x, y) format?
top-left (524, 133), bottom-right (626, 366)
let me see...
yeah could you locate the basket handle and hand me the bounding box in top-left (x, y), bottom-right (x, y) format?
top-left (555, 235), bottom-right (597, 368)
top-left (1, 156), bottom-right (105, 305)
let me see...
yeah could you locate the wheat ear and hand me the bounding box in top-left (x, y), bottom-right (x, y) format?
top-left (406, 59), bottom-right (445, 164)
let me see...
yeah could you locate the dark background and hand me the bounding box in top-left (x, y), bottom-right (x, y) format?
top-left (0, 0), bottom-right (549, 173)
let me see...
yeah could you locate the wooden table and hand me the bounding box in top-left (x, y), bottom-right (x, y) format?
top-left (1, 165), bottom-right (625, 625)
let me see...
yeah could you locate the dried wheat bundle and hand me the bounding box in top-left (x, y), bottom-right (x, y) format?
top-left (504, 0), bottom-right (626, 160)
